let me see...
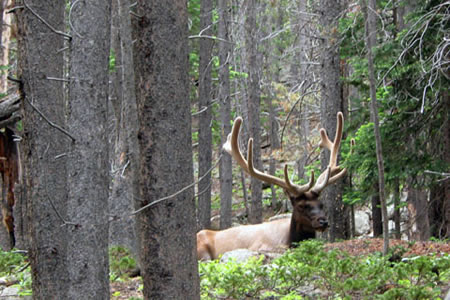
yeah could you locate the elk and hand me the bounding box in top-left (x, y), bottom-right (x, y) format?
top-left (197, 112), bottom-right (351, 260)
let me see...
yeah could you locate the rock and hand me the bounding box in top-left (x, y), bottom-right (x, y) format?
top-left (354, 210), bottom-right (371, 236)
top-left (0, 286), bottom-right (31, 300)
top-left (220, 249), bottom-right (260, 263)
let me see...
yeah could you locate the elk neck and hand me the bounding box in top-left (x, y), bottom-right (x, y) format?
top-left (288, 214), bottom-right (316, 247)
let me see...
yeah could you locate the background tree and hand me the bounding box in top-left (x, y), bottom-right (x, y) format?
top-left (65, 0), bottom-right (112, 298)
top-left (362, 0), bottom-right (389, 254)
top-left (133, 1), bottom-right (200, 298)
top-left (218, 0), bottom-right (233, 230)
top-left (16, 1), bottom-right (68, 297)
top-left (108, 0), bottom-right (139, 256)
top-left (315, 0), bottom-right (349, 241)
top-left (244, 0), bottom-right (263, 224)
top-left (197, 0), bottom-right (214, 230)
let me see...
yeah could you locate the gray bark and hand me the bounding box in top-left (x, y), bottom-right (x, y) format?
top-left (133, 1), bottom-right (200, 298)
top-left (316, 0), bottom-right (348, 241)
top-left (197, 0), bottom-right (213, 230)
top-left (108, 0), bottom-right (139, 256)
top-left (363, 0), bottom-right (389, 254)
top-left (66, 0), bottom-right (111, 298)
top-left (16, 0), bottom-right (68, 297)
top-left (245, 0), bottom-right (262, 224)
top-left (262, 2), bottom-right (281, 211)
top-left (218, 0), bottom-right (233, 230)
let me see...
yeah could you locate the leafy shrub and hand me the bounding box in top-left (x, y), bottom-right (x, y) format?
top-left (199, 240), bottom-right (449, 299)
top-left (0, 250), bottom-right (31, 296)
top-left (109, 246), bottom-right (137, 282)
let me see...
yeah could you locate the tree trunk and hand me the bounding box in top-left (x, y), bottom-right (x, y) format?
top-left (291, 0), bottom-right (313, 88)
top-left (245, 0), bottom-right (262, 224)
top-left (16, 1), bottom-right (68, 296)
top-left (218, 0), bottom-right (233, 230)
top-left (197, 0), bottom-right (213, 230)
top-left (315, 0), bottom-right (348, 241)
top-left (262, 3), bottom-right (281, 211)
top-left (0, 0), bottom-right (13, 93)
top-left (393, 179), bottom-right (401, 239)
top-left (363, 0), bottom-right (389, 254)
top-left (371, 183), bottom-right (383, 237)
top-left (65, 0), bottom-right (111, 298)
top-left (407, 183), bottom-right (430, 241)
top-left (428, 92), bottom-right (449, 239)
top-left (108, 0), bottom-right (139, 256)
top-left (133, 1), bottom-right (200, 298)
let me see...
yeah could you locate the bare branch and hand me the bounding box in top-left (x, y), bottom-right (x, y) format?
top-left (23, 0), bottom-right (71, 39)
top-left (24, 96), bottom-right (76, 142)
top-left (130, 154), bottom-right (223, 216)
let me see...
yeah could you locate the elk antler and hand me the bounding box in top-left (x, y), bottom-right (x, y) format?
top-left (310, 112), bottom-right (347, 194)
top-left (223, 117), bottom-right (314, 197)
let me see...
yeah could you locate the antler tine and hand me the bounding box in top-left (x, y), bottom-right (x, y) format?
top-left (223, 117), bottom-right (315, 196)
top-left (223, 117), bottom-right (250, 173)
top-left (311, 112), bottom-right (347, 194)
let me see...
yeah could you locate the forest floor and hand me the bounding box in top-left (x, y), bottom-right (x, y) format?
top-left (109, 238), bottom-right (450, 299)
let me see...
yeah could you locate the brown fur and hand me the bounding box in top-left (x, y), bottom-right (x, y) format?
top-left (198, 113), bottom-right (349, 260)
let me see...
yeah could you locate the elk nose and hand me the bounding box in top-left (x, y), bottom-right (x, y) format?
top-left (319, 218), bottom-right (328, 228)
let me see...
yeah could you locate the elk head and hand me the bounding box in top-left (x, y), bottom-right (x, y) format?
top-left (223, 112), bottom-right (350, 241)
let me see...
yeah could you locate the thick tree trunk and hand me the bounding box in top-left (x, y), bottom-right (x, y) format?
top-left (407, 184), bottom-right (430, 241)
top-left (218, 0), bottom-right (233, 230)
top-left (16, 1), bottom-right (68, 297)
top-left (66, 1), bottom-right (111, 298)
top-left (316, 0), bottom-right (348, 241)
top-left (133, 1), bottom-right (200, 298)
top-left (197, 0), bottom-right (213, 230)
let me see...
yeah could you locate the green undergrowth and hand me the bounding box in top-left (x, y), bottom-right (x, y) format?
top-left (198, 240), bottom-right (450, 300)
top-left (109, 246), bottom-right (137, 282)
top-left (0, 249), bottom-right (31, 296)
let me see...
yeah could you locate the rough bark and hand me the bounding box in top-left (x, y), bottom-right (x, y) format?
top-left (108, 0), bottom-right (139, 256)
top-left (66, 0), bottom-right (111, 298)
top-left (316, 0), bottom-right (348, 241)
top-left (197, 0), bottom-right (213, 230)
top-left (363, 0), bottom-right (389, 254)
top-left (0, 0), bottom-right (13, 93)
top-left (371, 183), bottom-right (383, 237)
top-left (262, 2), bottom-right (281, 211)
top-left (245, 0), bottom-right (262, 224)
top-left (407, 185), bottom-right (430, 241)
top-left (16, 0), bottom-right (68, 297)
top-left (133, 1), bottom-right (200, 298)
top-left (218, 0), bottom-right (233, 230)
